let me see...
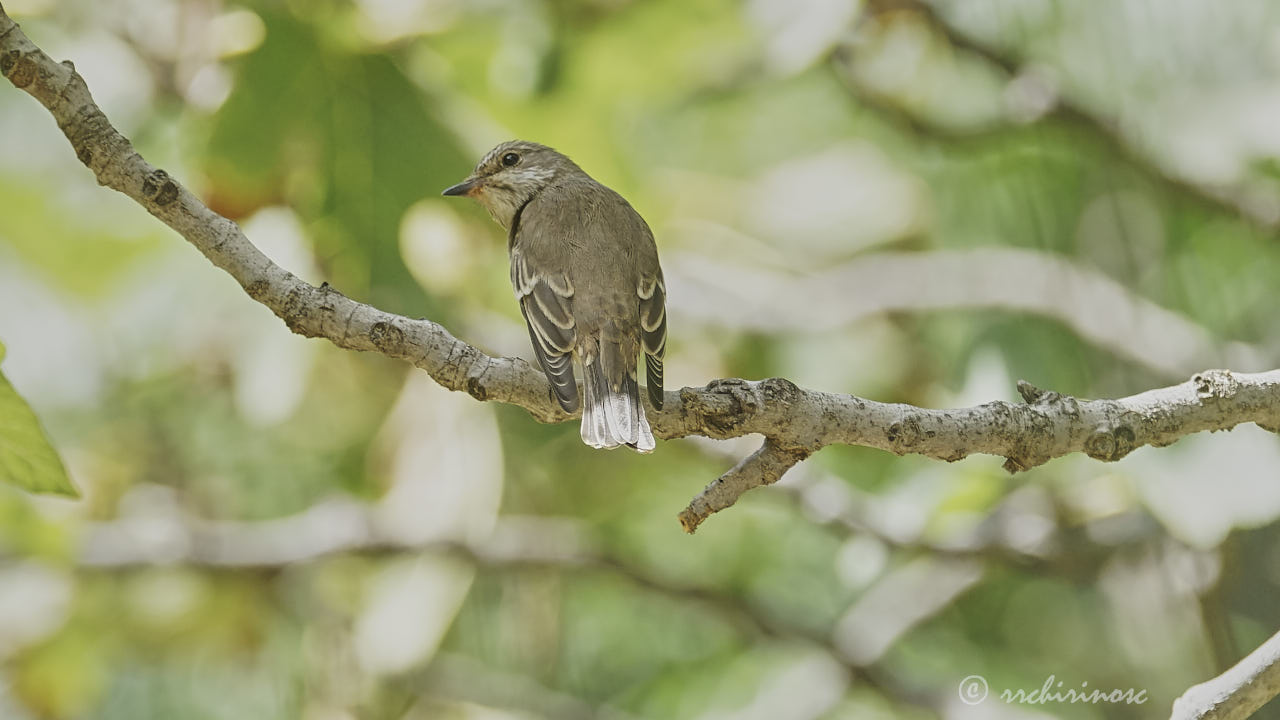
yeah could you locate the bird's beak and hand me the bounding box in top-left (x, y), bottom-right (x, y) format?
top-left (442, 177), bottom-right (480, 197)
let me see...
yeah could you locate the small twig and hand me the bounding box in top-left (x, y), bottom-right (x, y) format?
top-left (679, 438), bottom-right (812, 532)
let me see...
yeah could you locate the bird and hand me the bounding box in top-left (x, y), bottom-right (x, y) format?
top-left (442, 140), bottom-right (666, 453)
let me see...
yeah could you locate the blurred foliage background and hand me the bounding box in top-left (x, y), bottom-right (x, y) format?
top-left (2, 0), bottom-right (1280, 718)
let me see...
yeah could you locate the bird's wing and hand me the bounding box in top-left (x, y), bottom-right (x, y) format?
top-left (638, 272), bottom-right (666, 410)
top-left (511, 247), bottom-right (579, 412)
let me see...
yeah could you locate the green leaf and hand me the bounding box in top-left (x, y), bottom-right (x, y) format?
top-left (204, 11), bottom-right (473, 317)
top-left (0, 341), bottom-right (78, 497)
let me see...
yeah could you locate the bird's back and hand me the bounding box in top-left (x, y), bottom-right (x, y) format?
top-left (514, 177), bottom-right (656, 343)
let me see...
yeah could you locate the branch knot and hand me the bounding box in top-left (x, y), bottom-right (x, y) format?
top-left (142, 168), bottom-right (179, 206)
top-left (885, 415), bottom-right (927, 451)
top-left (369, 320), bottom-right (405, 353)
top-left (681, 378), bottom-right (761, 436)
top-left (1194, 369), bottom-right (1239, 401)
top-left (1083, 424), bottom-right (1137, 462)
top-left (0, 48), bottom-right (33, 87)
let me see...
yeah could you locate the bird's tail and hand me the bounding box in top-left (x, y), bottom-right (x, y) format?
top-left (580, 344), bottom-right (654, 453)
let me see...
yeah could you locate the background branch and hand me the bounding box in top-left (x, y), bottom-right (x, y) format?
top-left (668, 248), bottom-right (1264, 379)
top-left (69, 493), bottom-right (931, 712)
top-left (851, 0), bottom-right (1279, 232)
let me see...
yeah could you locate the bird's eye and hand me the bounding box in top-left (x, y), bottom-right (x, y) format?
top-left (501, 152), bottom-right (520, 167)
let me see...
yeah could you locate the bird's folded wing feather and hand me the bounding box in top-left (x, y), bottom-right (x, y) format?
top-left (638, 273), bottom-right (666, 410)
top-left (512, 249), bottom-right (579, 411)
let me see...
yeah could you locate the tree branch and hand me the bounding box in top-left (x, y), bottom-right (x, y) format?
top-left (679, 438), bottom-right (811, 532)
top-left (1170, 628), bottom-right (1280, 720)
top-left (4, 8), bottom-right (1280, 533)
top-left (69, 494), bottom-right (930, 711)
top-left (668, 248), bottom-right (1262, 380)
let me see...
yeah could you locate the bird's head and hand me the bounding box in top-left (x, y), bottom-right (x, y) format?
top-left (442, 140), bottom-right (580, 229)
